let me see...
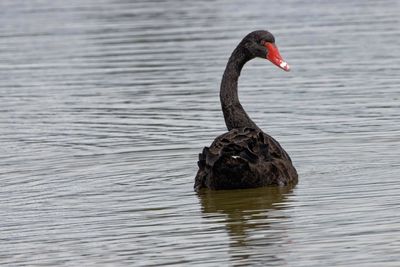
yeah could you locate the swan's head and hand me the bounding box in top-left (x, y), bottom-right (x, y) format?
top-left (242, 30), bottom-right (290, 71)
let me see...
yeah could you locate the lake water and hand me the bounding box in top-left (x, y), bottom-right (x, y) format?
top-left (1, 0), bottom-right (399, 266)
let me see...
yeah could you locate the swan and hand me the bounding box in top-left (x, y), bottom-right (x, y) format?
top-left (194, 30), bottom-right (298, 191)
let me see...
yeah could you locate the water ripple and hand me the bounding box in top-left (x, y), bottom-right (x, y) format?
top-left (1, 0), bottom-right (400, 266)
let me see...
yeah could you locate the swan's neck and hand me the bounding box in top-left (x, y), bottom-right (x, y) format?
top-left (220, 47), bottom-right (259, 131)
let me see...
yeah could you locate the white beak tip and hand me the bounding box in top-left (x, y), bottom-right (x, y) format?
top-left (280, 61), bottom-right (291, 71)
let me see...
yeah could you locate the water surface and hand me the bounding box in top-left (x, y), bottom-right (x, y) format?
top-left (1, 0), bottom-right (400, 266)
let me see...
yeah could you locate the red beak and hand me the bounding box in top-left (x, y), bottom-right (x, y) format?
top-left (264, 42), bottom-right (290, 71)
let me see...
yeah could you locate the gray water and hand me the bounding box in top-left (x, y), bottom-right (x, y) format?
top-left (1, 0), bottom-right (399, 266)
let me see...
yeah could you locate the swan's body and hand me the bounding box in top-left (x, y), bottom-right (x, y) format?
top-left (194, 30), bottom-right (298, 191)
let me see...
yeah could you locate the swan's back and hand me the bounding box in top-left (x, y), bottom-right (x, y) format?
top-left (194, 128), bottom-right (298, 191)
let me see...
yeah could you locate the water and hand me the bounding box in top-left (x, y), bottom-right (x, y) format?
top-left (1, 0), bottom-right (399, 266)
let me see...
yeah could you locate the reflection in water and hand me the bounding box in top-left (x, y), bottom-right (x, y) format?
top-left (198, 186), bottom-right (294, 265)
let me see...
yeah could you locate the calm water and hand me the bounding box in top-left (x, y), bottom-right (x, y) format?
top-left (1, 0), bottom-right (399, 266)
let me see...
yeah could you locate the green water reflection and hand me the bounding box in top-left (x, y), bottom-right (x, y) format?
top-left (198, 186), bottom-right (295, 265)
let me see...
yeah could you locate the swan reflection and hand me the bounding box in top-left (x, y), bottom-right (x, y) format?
top-left (198, 186), bottom-right (294, 265)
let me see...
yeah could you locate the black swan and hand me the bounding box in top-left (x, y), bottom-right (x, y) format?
top-left (194, 30), bottom-right (298, 191)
